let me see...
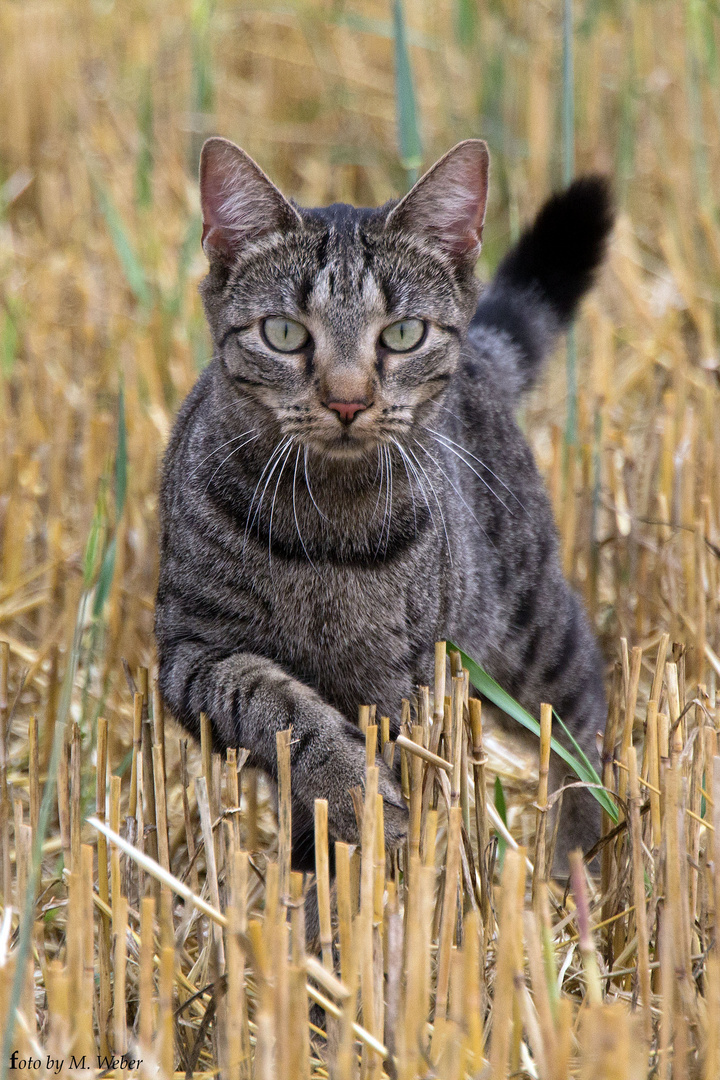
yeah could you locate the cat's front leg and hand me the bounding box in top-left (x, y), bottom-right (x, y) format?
top-left (158, 640), bottom-right (408, 851)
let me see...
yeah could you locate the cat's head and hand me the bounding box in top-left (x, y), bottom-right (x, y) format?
top-left (199, 138), bottom-right (489, 460)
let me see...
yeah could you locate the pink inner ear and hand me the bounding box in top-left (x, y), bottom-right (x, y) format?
top-left (199, 138), bottom-right (299, 261)
top-left (439, 151), bottom-right (489, 254)
top-left (388, 140), bottom-right (489, 259)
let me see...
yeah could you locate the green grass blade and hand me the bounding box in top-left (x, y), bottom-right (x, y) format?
top-left (447, 641), bottom-right (617, 821)
top-left (92, 536), bottom-right (117, 619)
top-left (83, 496), bottom-right (105, 587)
top-left (136, 68), bottom-right (154, 212)
top-left (93, 178), bottom-right (151, 309)
top-left (166, 213), bottom-right (202, 320)
top-left (494, 775), bottom-right (507, 867)
top-left (189, 0), bottom-right (215, 172)
top-left (328, 11), bottom-right (437, 50)
top-left (562, 0), bottom-right (577, 456)
top-left (115, 382), bottom-right (127, 519)
top-left (392, 0), bottom-right (422, 187)
top-left (551, 708), bottom-right (602, 786)
top-left (0, 303), bottom-right (19, 378)
top-left (454, 0), bottom-right (477, 50)
top-left (561, 0), bottom-right (575, 187)
top-left (191, 0), bottom-right (214, 114)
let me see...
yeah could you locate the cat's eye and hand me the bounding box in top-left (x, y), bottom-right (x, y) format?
top-left (380, 319), bottom-right (426, 352)
top-left (262, 317), bottom-right (310, 353)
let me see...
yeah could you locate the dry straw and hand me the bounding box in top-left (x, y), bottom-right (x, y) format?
top-left (1, 0), bottom-right (720, 1075)
top-left (0, 627), bottom-right (717, 1078)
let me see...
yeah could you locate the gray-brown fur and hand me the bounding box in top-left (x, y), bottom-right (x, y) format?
top-left (155, 139), bottom-right (613, 880)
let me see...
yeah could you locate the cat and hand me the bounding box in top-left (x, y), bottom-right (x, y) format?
top-left (155, 137), bottom-right (614, 884)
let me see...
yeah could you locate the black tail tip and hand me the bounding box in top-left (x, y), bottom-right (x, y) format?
top-left (498, 174), bottom-right (615, 325)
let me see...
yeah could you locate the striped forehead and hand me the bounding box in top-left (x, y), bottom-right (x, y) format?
top-left (306, 231), bottom-right (386, 322)
top-left (309, 259), bottom-right (383, 308)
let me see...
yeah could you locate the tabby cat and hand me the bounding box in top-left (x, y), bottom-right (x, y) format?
top-left (155, 137), bottom-right (613, 879)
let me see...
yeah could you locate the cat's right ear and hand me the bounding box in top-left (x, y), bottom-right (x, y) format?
top-left (199, 138), bottom-right (301, 263)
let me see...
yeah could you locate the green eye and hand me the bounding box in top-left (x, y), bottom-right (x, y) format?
top-left (380, 319), bottom-right (426, 352)
top-left (262, 317), bottom-right (310, 353)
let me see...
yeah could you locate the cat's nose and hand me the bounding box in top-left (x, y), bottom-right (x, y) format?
top-left (326, 400), bottom-right (369, 425)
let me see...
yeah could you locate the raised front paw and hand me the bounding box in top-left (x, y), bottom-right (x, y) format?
top-left (377, 758), bottom-right (409, 849)
top-left (304, 719), bottom-right (408, 850)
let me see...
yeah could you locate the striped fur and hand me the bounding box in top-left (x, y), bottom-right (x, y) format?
top-left (156, 140), bottom-right (614, 882)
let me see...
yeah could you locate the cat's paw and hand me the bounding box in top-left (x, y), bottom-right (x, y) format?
top-left (377, 759), bottom-right (408, 850)
top-left (309, 720), bottom-right (407, 849)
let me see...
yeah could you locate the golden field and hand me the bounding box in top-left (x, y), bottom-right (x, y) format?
top-left (0, 1), bottom-right (719, 1077)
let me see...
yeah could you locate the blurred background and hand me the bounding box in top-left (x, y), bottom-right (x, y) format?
top-left (0, 0), bottom-right (719, 758)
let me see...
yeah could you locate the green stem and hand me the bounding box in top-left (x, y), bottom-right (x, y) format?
top-left (562, 0), bottom-right (577, 458)
top-left (561, 0), bottom-right (575, 187)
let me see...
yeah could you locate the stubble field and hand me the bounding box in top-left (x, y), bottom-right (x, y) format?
top-left (1, 1), bottom-right (720, 1077)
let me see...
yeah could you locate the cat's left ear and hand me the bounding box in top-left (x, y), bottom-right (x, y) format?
top-left (385, 140), bottom-right (489, 262)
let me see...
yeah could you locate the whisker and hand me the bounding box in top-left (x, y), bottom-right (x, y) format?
top-left (427, 398), bottom-right (471, 431)
top-left (384, 444), bottom-right (394, 556)
top-left (201, 433), bottom-right (260, 495)
top-left (242, 437), bottom-right (292, 556)
top-left (268, 439), bottom-right (296, 571)
top-left (413, 438), bottom-right (495, 551)
top-left (293, 447), bottom-right (320, 574)
top-left (189, 429), bottom-right (257, 480)
top-left (425, 431), bottom-right (514, 516)
top-left (391, 438), bottom-right (418, 536)
top-left (303, 446), bottom-right (329, 521)
top-left (371, 445), bottom-right (385, 523)
top-left (392, 439), bottom-right (439, 539)
top-left (250, 437), bottom-right (294, 536)
top-left (404, 443), bottom-right (453, 566)
top-left (424, 426), bottom-right (526, 513)
top-left (372, 446), bottom-right (383, 484)
top-left (375, 442), bottom-right (390, 557)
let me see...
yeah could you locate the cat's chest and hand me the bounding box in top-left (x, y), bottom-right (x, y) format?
top-left (254, 560), bottom-right (408, 648)
top-left (243, 554), bottom-right (435, 719)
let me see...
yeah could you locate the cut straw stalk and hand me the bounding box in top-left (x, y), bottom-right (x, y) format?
top-left (226, 851), bottom-right (251, 1080)
top-left (524, 907), bottom-right (556, 1073)
top-left (95, 715), bottom-right (111, 1057)
top-left (138, 895), bottom-right (155, 1053)
top-left (469, 698), bottom-right (490, 930)
top-left (432, 804), bottom-right (462, 1047)
top-left (276, 727), bottom-right (292, 902)
top-left (434, 640), bottom-right (446, 727)
top-left (195, 774), bottom-right (225, 967)
top-left (569, 850), bottom-right (602, 1005)
top-left (360, 764), bottom-right (379, 1075)
top-left (85, 817), bottom-right (386, 1057)
top-left (335, 840), bottom-right (354, 989)
top-left (489, 848), bottom-right (526, 1080)
top-left (314, 799), bottom-right (333, 972)
top-left (618, 646), bottom-right (643, 814)
top-left (395, 732), bottom-right (451, 772)
top-left (451, 674), bottom-right (464, 803)
top-left (533, 702), bottom-right (552, 898)
top-left (401, 859), bottom-right (435, 1076)
top-left (627, 746), bottom-right (652, 1044)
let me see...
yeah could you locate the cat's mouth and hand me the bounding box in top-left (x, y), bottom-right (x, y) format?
top-left (292, 414), bottom-right (390, 460)
top-left (309, 428), bottom-right (377, 460)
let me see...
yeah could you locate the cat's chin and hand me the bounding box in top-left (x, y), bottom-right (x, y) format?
top-left (305, 432), bottom-right (378, 463)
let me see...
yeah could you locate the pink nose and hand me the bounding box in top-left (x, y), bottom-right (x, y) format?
top-left (326, 400), bottom-right (368, 424)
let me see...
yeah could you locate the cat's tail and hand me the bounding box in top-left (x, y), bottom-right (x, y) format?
top-left (469, 176), bottom-right (614, 394)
